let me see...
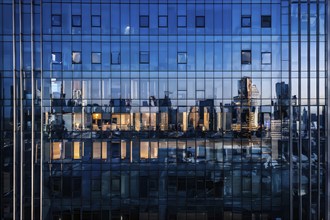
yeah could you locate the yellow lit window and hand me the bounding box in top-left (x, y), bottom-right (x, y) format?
top-left (140, 142), bottom-right (149, 159)
top-left (73, 142), bottom-right (81, 159)
top-left (102, 142), bottom-right (107, 160)
top-left (52, 142), bottom-right (61, 160)
top-left (93, 142), bottom-right (101, 159)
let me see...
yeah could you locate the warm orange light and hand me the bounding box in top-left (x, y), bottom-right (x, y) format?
top-left (93, 113), bottom-right (101, 120)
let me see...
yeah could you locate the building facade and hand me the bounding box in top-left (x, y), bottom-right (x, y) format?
top-left (0, 0), bottom-right (328, 219)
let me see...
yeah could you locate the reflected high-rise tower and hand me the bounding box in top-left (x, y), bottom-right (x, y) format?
top-left (0, 1), bottom-right (328, 220)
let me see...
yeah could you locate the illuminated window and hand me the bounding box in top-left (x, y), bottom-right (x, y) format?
top-left (262, 52), bottom-right (272, 64)
top-left (92, 52), bottom-right (101, 64)
top-left (73, 142), bottom-right (81, 159)
top-left (72, 51), bottom-right (81, 64)
top-left (51, 52), bottom-right (62, 63)
top-left (93, 142), bottom-right (101, 159)
top-left (102, 142), bottom-right (107, 159)
top-left (150, 142), bottom-right (158, 159)
top-left (52, 142), bottom-right (61, 160)
top-left (140, 142), bottom-right (149, 159)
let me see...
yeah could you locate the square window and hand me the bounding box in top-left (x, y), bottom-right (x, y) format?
top-left (158, 16), bottom-right (168, 27)
top-left (196, 16), bottom-right (205, 28)
top-left (111, 51), bottom-right (121, 64)
top-left (177, 52), bottom-right (187, 64)
top-left (140, 15), bottom-right (149, 28)
top-left (52, 15), bottom-right (61, 27)
top-left (241, 16), bottom-right (251, 27)
top-left (92, 15), bottom-right (101, 27)
top-left (72, 52), bottom-right (81, 64)
top-left (241, 50), bottom-right (251, 64)
top-left (140, 51), bottom-right (149, 64)
top-left (262, 52), bottom-right (271, 64)
top-left (177, 16), bottom-right (187, 27)
top-left (261, 15), bottom-right (271, 28)
top-left (92, 52), bottom-right (101, 64)
top-left (72, 15), bottom-right (82, 27)
top-left (51, 52), bottom-right (62, 63)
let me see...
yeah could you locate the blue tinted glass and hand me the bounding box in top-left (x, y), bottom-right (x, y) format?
top-left (158, 16), bottom-right (168, 27)
top-left (196, 16), bottom-right (205, 27)
top-left (140, 16), bottom-right (149, 27)
top-left (241, 16), bottom-right (251, 27)
top-left (139, 51), bottom-right (149, 64)
top-left (52, 15), bottom-right (61, 26)
top-left (177, 16), bottom-right (186, 27)
top-left (92, 15), bottom-right (101, 27)
top-left (72, 15), bottom-right (81, 27)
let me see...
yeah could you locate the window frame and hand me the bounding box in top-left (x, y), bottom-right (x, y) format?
top-left (111, 51), bottom-right (121, 65)
top-left (261, 15), bottom-right (272, 28)
top-left (51, 14), bottom-right (62, 27)
top-left (195, 16), bottom-right (205, 28)
top-left (241, 15), bottom-right (251, 28)
top-left (51, 52), bottom-right (62, 64)
top-left (72, 15), bottom-right (82, 27)
top-left (72, 51), bottom-right (82, 64)
top-left (92, 52), bottom-right (102, 64)
top-left (177, 52), bottom-right (187, 64)
top-left (261, 52), bottom-right (272, 64)
top-left (91, 15), bottom-right (101, 27)
top-left (241, 50), bottom-right (252, 65)
top-left (139, 51), bottom-right (150, 64)
top-left (139, 15), bottom-right (149, 28)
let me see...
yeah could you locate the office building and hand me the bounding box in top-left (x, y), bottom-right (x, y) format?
top-left (0, 0), bottom-right (328, 219)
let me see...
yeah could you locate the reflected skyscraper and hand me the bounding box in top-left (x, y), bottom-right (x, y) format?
top-left (0, 1), bottom-right (329, 219)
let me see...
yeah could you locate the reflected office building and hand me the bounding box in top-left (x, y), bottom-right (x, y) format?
top-left (0, 1), bottom-right (329, 220)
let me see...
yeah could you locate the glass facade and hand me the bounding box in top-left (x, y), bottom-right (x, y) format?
top-left (0, 0), bottom-right (328, 219)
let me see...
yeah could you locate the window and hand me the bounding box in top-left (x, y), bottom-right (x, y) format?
top-left (158, 16), bottom-right (168, 27)
top-left (92, 52), bottom-right (101, 64)
top-left (140, 51), bottom-right (149, 64)
top-left (72, 15), bottom-right (82, 27)
top-left (262, 52), bottom-right (271, 64)
top-left (140, 15), bottom-right (149, 28)
top-left (178, 52), bottom-right (187, 64)
top-left (72, 52), bottom-right (81, 64)
top-left (111, 51), bottom-right (121, 64)
top-left (261, 15), bottom-right (271, 28)
top-left (196, 16), bottom-right (205, 28)
top-left (52, 14), bottom-right (61, 26)
top-left (93, 142), bottom-right (101, 159)
top-left (241, 50), bottom-right (251, 64)
top-left (91, 15), bottom-right (101, 27)
top-left (52, 142), bottom-right (61, 160)
top-left (177, 16), bottom-right (187, 27)
top-left (51, 52), bottom-right (62, 63)
top-left (241, 16), bottom-right (251, 27)
top-left (73, 142), bottom-right (81, 159)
